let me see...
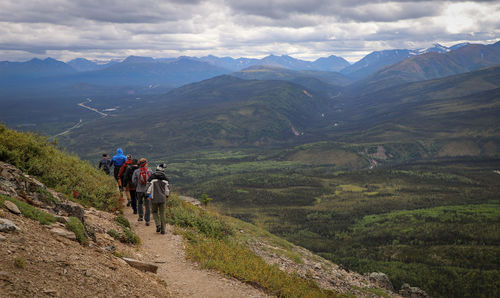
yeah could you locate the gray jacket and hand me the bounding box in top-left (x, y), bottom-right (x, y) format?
top-left (132, 167), bottom-right (153, 193)
top-left (146, 177), bottom-right (170, 204)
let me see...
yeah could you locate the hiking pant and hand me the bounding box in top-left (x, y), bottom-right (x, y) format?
top-left (152, 202), bottom-right (166, 233)
top-left (137, 192), bottom-right (150, 222)
top-left (129, 189), bottom-right (137, 214)
top-left (113, 166), bottom-right (121, 181)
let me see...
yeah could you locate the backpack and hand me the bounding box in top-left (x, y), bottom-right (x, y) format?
top-left (125, 165), bottom-right (138, 188)
top-left (138, 167), bottom-right (150, 185)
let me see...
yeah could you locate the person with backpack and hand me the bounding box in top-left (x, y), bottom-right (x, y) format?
top-left (118, 154), bottom-right (133, 206)
top-left (98, 154), bottom-right (110, 175)
top-left (146, 163), bottom-right (170, 234)
top-left (132, 158), bottom-right (152, 225)
top-left (123, 158), bottom-right (139, 214)
top-left (109, 148), bottom-right (127, 182)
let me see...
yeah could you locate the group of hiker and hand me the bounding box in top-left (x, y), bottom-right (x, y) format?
top-left (99, 148), bottom-right (170, 235)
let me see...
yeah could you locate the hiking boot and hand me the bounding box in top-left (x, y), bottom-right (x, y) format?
top-left (156, 226), bottom-right (161, 233)
top-left (161, 230), bottom-right (165, 235)
top-left (145, 222), bottom-right (150, 226)
top-left (126, 200), bottom-right (131, 207)
top-left (133, 211), bottom-right (137, 214)
top-left (138, 217), bottom-right (143, 222)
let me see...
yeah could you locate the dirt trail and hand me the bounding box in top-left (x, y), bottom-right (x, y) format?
top-left (123, 205), bottom-right (269, 298)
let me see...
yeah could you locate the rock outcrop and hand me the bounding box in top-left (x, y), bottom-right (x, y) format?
top-left (399, 283), bottom-right (430, 297)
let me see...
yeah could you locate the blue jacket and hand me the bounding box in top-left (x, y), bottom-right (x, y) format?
top-left (109, 148), bottom-right (127, 168)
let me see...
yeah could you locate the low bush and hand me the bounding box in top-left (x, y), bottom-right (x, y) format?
top-left (166, 200), bottom-right (233, 239)
top-left (66, 216), bottom-right (88, 245)
top-left (114, 215), bottom-right (131, 229)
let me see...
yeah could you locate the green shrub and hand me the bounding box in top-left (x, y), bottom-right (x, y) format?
top-left (114, 215), bottom-right (131, 229)
top-left (66, 216), bottom-right (88, 245)
top-left (166, 202), bottom-right (233, 239)
top-left (0, 125), bottom-right (119, 211)
top-left (121, 227), bottom-right (140, 245)
top-left (107, 227), bottom-right (140, 245)
top-left (107, 229), bottom-right (120, 240)
top-left (0, 195), bottom-right (56, 225)
top-left (14, 257), bottom-right (26, 269)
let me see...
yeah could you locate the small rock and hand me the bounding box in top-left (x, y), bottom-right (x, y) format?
top-left (104, 245), bottom-right (116, 253)
top-left (0, 234), bottom-right (6, 241)
top-left (122, 257), bottom-right (158, 273)
top-left (43, 289), bottom-right (58, 296)
top-left (314, 263), bottom-right (322, 270)
top-left (50, 227), bottom-right (77, 241)
top-left (4, 201), bottom-right (21, 215)
top-left (0, 218), bottom-right (21, 232)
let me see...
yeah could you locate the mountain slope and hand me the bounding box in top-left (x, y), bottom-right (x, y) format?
top-left (60, 75), bottom-right (333, 157)
top-left (339, 43), bottom-right (466, 80)
top-left (0, 58), bottom-right (76, 87)
top-left (337, 65), bottom-right (500, 144)
top-left (356, 42), bottom-right (500, 92)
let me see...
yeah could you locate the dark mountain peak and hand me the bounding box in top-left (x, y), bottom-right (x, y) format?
top-left (27, 58), bottom-right (43, 63)
top-left (122, 56), bottom-right (155, 64)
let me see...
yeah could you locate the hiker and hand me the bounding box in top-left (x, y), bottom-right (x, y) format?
top-left (132, 158), bottom-right (153, 225)
top-left (98, 154), bottom-right (110, 175)
top-left (118, 154), bottom-right (133, 206)
top-left (147, 163), bottom-right (170, 234)
top-left (123, 158), bottom-right (139, 214)
top-left (109, 148), bottom-right (127, 182)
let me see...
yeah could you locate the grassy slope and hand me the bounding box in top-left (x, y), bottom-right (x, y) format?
top-left (0, 124), bottom-right (119, 210)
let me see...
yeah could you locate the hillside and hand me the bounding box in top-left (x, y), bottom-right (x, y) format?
top-left (335, 65), bottom-right (500, 145)
top-left (60, 76), bottom-right (334, 158)
top-left (0, 125), bottom-right (404, 297)
top-left (356, 42), bottom-right (500, 92)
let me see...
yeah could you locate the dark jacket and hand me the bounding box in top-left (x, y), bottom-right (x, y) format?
top-left (123, 164), bottom-right (139, 190)
top-left (98, 158), bottom-right (110, 174)
top-left (146, 170), bottom-right (170, 204)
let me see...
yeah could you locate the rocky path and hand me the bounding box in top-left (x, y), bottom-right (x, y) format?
top-left (123, 204), bottom-right (269, 298)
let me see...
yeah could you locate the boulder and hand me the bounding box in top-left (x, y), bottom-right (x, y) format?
top-left (4, 200), bottom-right (21, 215)
top-left (122, 257), bottom-right (158, 273)
top-left (399, 283), bottom-right (430, 297)
top-left (369, 272), bottom-right (394, 292)
top-left (50, 227), bottom-right (77, 241)
top-left (0, 218), bottom-right (21, 232)
top-left (54, 201), bottom-right (85, 223)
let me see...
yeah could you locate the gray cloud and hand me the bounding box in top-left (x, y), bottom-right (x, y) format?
top-left (0, 0), bottom-right (498, 62)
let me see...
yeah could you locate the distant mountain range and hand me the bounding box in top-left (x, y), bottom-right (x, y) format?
top-left (340, 43), bottom-right (470, 80)
top-left (1, 42), bottom-right (486, 90)
top-left (354, 41), bottom-right (500, 93)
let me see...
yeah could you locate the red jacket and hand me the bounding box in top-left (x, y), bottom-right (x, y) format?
top-left (118, 160), bottom-right (133, 178)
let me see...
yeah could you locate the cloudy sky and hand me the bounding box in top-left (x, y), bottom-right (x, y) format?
top-left (0, 0), bottom-right (499, 63)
